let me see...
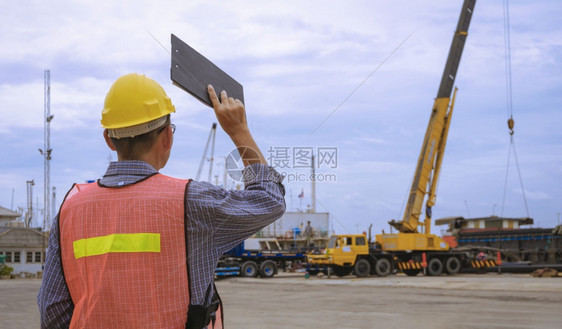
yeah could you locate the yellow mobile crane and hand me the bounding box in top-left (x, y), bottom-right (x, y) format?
top-left (377, 0), bottom-right (475, 252)
top-left (308, 0), bottom-right (485, 277)
top-left (374, 0), bottom-right (478, 276)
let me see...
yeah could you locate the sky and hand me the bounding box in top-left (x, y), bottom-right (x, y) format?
top-left (1, 0), bottom-right (561, 234)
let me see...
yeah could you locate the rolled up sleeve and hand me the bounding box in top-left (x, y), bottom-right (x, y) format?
top-left (188, 164), bottom-right (286, 254)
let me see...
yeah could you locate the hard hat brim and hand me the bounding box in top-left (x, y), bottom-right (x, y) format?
top-left (107, 115), bottom-right (168, 139)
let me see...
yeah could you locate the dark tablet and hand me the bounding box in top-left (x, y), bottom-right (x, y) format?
top-left (171, 34), bottom-right (244, 107)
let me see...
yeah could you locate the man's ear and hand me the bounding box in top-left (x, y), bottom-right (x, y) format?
top-left (160, 125), bottom-right (173, 151)
top-left (103, 129), bottom-right (117, 151)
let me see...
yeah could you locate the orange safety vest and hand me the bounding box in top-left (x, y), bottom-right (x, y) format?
top-left (59, 174), bottom-right (223, 329)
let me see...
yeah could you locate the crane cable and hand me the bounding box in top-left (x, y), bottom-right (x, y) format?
top-left (500, 0), bottom-right (530, 218)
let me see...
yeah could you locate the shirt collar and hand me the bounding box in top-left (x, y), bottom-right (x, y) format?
top-left (99, 160), bottom-right (158, 187)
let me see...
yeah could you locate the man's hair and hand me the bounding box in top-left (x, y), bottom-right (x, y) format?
top-left (110, 115), bottom-right (170, 159)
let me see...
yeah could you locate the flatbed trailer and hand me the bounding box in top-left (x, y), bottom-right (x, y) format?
top-left (216, 242), bottom-right (309, 278)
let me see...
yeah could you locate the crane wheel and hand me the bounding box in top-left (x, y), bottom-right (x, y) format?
top-left (240, 261), bottom-right (259, 277)
top-left (374, 258), bottom-right (392, 277)
top-left (427, 258), bottom-right (443, 276)
top-left (445, 257), bottom-right (461, 275)
top-left (354, 259), bottom-right (371, 277)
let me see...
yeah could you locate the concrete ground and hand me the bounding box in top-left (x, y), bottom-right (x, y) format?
top-left (2, 273), bottom-right (561, 328)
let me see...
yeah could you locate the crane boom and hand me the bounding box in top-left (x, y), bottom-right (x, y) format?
top-left (437, 1), bottom-right (475, 99)
top-left (196, 123), bottom-right (218, 182)
top-left (382, 0), bottom-right (475, 251)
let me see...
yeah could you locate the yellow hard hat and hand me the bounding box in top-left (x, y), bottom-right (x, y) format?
top-left (101, 73), bottom-right (175, 138)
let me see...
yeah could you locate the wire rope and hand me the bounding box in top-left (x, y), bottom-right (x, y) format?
top-left (500, 0), bottom-right (530, 217)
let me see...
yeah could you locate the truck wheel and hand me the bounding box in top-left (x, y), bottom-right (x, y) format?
top-left (354, 259), bottom-right (371, 277)
top-left (259, 260), bottom-right (277, 278)
top-left (445, 257), bottom-right (461, 275)
top-left (333, 266), bottom-right (351, 277)
top-left (427, 258), bottom-right (443, 276)
top-left (240, 261), bottom-right (258, 277)
top-left (374, 258), bottom-right (391, 277)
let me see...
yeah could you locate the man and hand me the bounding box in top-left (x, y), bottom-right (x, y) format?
top-left (37, 73), bottom-right (286, 328)
top-left (304, 221), bottom-right (314, 248)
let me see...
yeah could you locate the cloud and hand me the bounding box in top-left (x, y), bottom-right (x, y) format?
top-left (0, 77), bottom-right (109, 132)
top-left (0, 0), bottom-right (561, 231)
top-left (512, 188), bottom-right (552, 201)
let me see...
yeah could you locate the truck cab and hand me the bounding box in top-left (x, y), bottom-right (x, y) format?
top-left (308, 235), bottom-right (368, 266)
top-left (306, 234), bottom-right (393, 277)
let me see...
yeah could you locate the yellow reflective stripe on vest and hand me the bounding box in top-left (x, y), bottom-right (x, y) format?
top-left (73, 233), bottom-right (161, 259)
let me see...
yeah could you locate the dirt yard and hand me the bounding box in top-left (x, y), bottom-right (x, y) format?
top-left (2, 273), bottom-right (561, 328)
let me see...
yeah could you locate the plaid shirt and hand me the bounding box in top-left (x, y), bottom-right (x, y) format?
top-left (37, 160), bottom-right (285, 328)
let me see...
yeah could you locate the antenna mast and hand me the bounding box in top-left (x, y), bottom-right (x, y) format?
top-left (311, 155), bottom-right (316, 212)
top-left (26, 180), bottom-right (34, 227)
top-left (40, 70), bottom-right (54, 231)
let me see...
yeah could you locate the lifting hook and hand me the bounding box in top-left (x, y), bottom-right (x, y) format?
top-left (507, 116), bottom-right (514, 135)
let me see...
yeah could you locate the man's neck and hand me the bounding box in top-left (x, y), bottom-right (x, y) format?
top-left (117, 153), bottom-right (161, 171)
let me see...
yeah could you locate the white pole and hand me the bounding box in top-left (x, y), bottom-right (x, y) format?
top-left (26, 180), bottom-right (34, 227)
top-left (207, 124), bottom-right (217, 182)
top-left (311, 155), bottom-right (316, 213)
top-left (52, 187), bottom-right (57, 221)
top-left (43, 69), bottom-right (53, 231)
top-left (289, 189), bottom-right (293, 212)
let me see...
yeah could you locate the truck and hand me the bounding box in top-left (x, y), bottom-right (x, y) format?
top-left (216, 240), bottom-right (310, 278)
top-left (308, 0), bottom-right (494, 277)
top-left (307, 233), bottom-right (485, 277)
top-left (307, 234), bottom-right (392, 277)
top-left (215, 212), bottom-right (331, 278)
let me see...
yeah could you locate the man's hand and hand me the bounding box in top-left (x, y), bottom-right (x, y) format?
top-left (207, 84), bottom-right (248, 138)
top-left (207, 84), bottom-right (266, 166)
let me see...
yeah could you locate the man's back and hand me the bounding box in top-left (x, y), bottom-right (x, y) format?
top-left (60, 175), bottom-right (189, 328)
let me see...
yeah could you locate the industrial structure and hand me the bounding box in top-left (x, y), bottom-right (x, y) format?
top-left (437, 216), bottom-right (562, 265)
top-left (38, 69), bottom-right (54, 232)
top-left (25, 180), bottom-right (34, 227)
top-left (196, 123), bottom-right (217, 182)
